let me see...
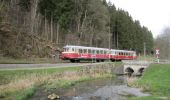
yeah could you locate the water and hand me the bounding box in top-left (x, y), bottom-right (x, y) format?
top-left (31, 76), bottom-right (149, 100)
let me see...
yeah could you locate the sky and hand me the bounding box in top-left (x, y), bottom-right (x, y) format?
top-left (107, 0), bottom-right (170, 38)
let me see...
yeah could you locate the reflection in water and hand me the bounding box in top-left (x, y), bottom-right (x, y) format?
top-left (31, 76), bottom-right (149, 100)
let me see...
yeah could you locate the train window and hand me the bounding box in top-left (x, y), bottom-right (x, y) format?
top-left (100, 50), bottom-right (103, 54)
top-left (64, 48), bottom-right (69, 52)
top-left (104, 50), bottom-right (107, 54)
top-left (97, 50), bottom-right (99, 54)
top-left (72, 48), bottom-right (74, 52)
top-left (83, 49), bottom-right (87, 53)
top-left (67, 48), bottom-right (71, 52)
top-left (63, 48), bottom-right (66, 52)
top-left (106, 51), bottom-right (109, 54)
top-left (79, 49), bottom-right (82, 53)
top-left (88, 49), bottom-right (91, 54)
top-left (92, 50), bottom-right (96, 54)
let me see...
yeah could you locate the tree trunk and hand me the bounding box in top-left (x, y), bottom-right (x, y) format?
top-left (56, 23), bottom-right (60, 44)
top-left (50, 14), bottom-right (53, 42)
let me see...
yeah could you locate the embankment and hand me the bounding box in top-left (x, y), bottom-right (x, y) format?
top-left (0, 62), bottom-right (120, 100)
top-left (128, 64), bottom-right (170, 100)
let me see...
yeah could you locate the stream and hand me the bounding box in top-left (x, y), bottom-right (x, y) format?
top-left (30, 76), bottom-right (149, 100)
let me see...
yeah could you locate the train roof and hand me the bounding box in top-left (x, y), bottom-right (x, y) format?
top-left (64, 45), bottom-right (135, 52)
top-left (64, 45), bottom-right (109, 50)
top-left (111, 49), bottom-right (135, 52)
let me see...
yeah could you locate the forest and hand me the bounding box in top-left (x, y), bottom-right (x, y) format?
top-left (155, 27), bottom-right (170, 60)
top-left (0, 0), bottom-right (154, 58)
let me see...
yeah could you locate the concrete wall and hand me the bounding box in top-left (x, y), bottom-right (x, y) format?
top-left (114, 61), bottom-right (151, 76)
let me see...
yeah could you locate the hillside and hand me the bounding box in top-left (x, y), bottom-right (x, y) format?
top-left (0, 0), bottom-right (154, 58)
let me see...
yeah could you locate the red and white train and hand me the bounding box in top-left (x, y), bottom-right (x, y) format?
top-left (61, 45), bottom-right (137, 62)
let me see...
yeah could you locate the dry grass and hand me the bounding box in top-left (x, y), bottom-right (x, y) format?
top-left (0, 71), bottom-right (75, 96)
top-left (126, 77), bottom-right (145, 92)
top-left (127, 77), bottom-right (137, 86)
top-left (0, 65), bottom-right (113, 98)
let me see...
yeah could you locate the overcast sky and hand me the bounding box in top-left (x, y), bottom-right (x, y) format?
top-left (107, 0), bottom-right (170, 38)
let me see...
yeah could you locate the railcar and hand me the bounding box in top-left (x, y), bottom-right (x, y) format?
top-left (110, 49), bottom-right (137, 61)
top-left (61, 45), bottom-right (137, 63)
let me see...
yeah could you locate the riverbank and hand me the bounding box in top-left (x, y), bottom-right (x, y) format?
top-left (128, 64), bottom-right (170, 100)
top-left (0, 62), bottom-right (116, 100)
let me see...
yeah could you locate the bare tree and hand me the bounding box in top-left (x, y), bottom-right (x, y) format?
top-left (155, 27), bottom-right (170, 60)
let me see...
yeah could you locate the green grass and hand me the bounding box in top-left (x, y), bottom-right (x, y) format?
top-left (0, 66), bottom-right (81, 99)
top-left (128, 64), bottom-right (170, 100)
top-left (0, 67), bottom-right (81, 85)
top-left (14, 86), bottom-right (37, 100)
top-left (137, 55), bottom-right (155, 61)
top-left (0, 63), bottom-right (116, 100)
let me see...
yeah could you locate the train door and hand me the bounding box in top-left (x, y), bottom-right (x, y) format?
top-left (91, 49), bottom-right (96, 62)
top-left (111, 50), bottom-right (116, 60)
top-left (133, 52), bottom-right (137, 59)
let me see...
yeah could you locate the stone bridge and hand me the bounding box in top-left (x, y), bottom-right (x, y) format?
top-left (114, 60), bottom-right (152, 76)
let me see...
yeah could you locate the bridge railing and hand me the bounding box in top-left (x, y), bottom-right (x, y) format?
top-left (122, 60), bottom-right (152, 66)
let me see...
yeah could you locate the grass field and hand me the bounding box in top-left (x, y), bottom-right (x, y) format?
top-left (0, 67), bottom-right (81, 85)
top-left (137, 55), bottom-right (155, 61)
top-left (0, 62), bottom-right (116, 100)
top-left (0, 67), bottom-right (81, 99)
top-left (128, 64), bottom-right (170, 100)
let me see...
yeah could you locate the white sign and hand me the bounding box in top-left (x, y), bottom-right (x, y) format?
top-left (155, 48), bottom-right (160, 63)
top-left (155, 49), bottom-right (160, 55)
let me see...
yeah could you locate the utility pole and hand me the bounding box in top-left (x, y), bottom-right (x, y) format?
top-left (109, 17), bottom-right (111, 50)
top-left (109, 15), bottom-right (111, 60)
top-left (117, 32), bottom-right (118, 49)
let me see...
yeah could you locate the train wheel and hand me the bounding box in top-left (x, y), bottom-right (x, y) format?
top-left (70, 59), bottom-right (75, 63)
top-left (96, 60), bottom-right (100, 62)
top-left (76, 60), bottom-right (80, 63)
top-left (111, 59), bottom-right (115, 62)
